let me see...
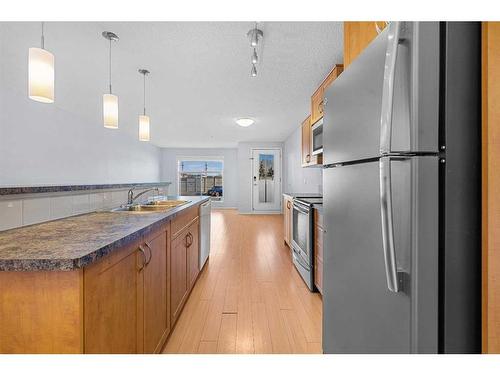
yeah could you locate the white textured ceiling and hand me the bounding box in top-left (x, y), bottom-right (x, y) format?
top-left (1, 22), bottom-right (343, 148)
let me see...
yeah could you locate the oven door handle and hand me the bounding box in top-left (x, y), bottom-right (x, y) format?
top-left (293, 203), bottom-right (310, 214)
top-left (292, 247), bottom-right (310, 271)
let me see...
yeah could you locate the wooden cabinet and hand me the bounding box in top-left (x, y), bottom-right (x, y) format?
top-left (313, 208), bottom-right (324, 294)
top-left (170, 229), bottom-right (189, 325)
top-left (310, 64), bottom-right (344, 125)
top-left (84, 239), bottom-right (143, 354)
top-left (344, 22), bottom-right (387, 68)
top-left (143, 227), bottom-right (170, 353)
top-left (170, 205), bottom-right (200, 327)
top-left (84, 225), bottom-right (170, 354)
top-left (283, 195), bottom-right (293, 247)
top-left (187, 218), bottom-right (200, 289)
top-left (301, 116), bottom-right (312, 166)
top-left (0, 203), bottom-right (204, 354)
top-left (302, 65), bottom-right (343, 168)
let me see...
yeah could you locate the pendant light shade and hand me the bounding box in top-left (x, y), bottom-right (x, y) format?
top-left (103, 93), bottom-right (119, 129)
top-left (251, 48), bottom-right (258, 64)
top-left (251, 64), bottom-right (257, 77)
top-left (102, 31), bottom-right (119, 129)
top-left (29, 23), bottom-right (54, 103)
top-left (139, 115), bottom-right (150, 141)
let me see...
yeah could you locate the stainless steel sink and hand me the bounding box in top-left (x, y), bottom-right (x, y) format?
top-left (147, 199), bottom-right (190, 208)
top-left (111, 199), bottom-right (190, 213)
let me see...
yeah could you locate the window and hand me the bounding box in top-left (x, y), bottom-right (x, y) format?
top-left (178, 158), bottom-right (224, 202)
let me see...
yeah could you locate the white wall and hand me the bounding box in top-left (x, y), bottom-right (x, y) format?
top-left (161, 148), bottom-right (238, 208)
top-left (0, 23), bottom-right (161, 186)
top-left (283, 125), bottom-right (323, 195)
top-left (237, 141), bottom-right (283, 213)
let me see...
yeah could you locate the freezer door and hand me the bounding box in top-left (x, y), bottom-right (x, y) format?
top-left (322, 156), bottom-right (438, 353)
top-left (323, 22), bottom-right (439, 165)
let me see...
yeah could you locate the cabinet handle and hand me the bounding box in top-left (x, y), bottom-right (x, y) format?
top-left (138, 246), bottom-right (147, 271)
top-left (287, 201), bottom-right (291, 209)
top-left (185, 232), bottom-right (193, 248)
top-left (306, 154), bottom-right (311, 163)
top-left (185, 233), bottom-right (190, 248)
top-left (318, 100), bottom-right (324, 114)
top-left (144, 242), bottom-right (153, 266)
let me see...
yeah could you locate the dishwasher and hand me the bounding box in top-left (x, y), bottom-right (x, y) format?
top-left (199, 200), bottom-right (211, 269)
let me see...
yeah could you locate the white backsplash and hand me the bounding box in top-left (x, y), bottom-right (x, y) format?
top-left (0, 187), bottom-right (168, 231)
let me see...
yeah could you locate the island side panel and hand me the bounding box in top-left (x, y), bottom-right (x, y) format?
top-left (0, 269), bottom-right (84, 353)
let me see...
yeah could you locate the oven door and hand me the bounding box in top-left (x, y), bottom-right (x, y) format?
top-left (292, 200), bottom-right (311, 264)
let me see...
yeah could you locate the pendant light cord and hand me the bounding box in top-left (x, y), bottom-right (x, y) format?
top-left (41, 22), bottom-right (45, 49)
top-left (143, 73), bottom-right (146, 116)
top-left (109, 39), bottom-right (112, 94)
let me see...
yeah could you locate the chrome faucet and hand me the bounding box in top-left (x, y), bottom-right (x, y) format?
top-left (127, 187), bottom-right (160, 205)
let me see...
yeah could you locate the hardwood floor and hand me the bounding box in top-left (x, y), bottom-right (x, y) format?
top-left (163, 209), bottom-right (323, 354)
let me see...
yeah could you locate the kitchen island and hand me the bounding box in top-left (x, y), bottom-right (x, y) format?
top-left (0, 195), bottom-right (209, 354)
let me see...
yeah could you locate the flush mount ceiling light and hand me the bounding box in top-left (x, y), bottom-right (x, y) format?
top-left (28, 22), bottom-right (55, 103)
top-left (236, 118), bottom-right (255, 127)
top-left (102, 31), bottom-right (119, 129)
top-left (138, 69), bottom-right (151, 142)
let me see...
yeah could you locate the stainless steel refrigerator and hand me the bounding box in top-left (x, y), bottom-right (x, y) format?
top-left (322, 22), bottom-right (481, 353)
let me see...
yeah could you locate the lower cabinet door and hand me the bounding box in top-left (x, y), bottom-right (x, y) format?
top-left (170, 229), bottom-right (189, 325)
top-left (187, 218), bottom-right (200, 289)
top-left (143, 228), bottom-right (169, 353)
top-left (84, 241), bottom-right (141, 354)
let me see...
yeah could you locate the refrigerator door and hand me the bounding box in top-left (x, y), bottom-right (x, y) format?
top-left (322, 156), bottom-right (438, 353)
top-left (323, 22), bottom-right (440, 166)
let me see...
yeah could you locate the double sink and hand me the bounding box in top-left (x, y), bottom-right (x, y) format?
top-left (111, 199), bottom-right (190, 213)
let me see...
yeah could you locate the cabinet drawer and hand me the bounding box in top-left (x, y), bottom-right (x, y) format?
top-left (172, 204), bottom-right (199, 238)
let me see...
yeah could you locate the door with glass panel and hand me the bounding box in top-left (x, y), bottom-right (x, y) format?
top-left (252, 149), bottom-right (281, 212)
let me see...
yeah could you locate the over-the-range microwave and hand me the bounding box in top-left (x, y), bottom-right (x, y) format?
top-left (311, 117), bottom-right (323, 156)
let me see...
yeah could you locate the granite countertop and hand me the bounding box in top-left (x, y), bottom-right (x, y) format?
top-left (0, 196), bottom-right (209, 272)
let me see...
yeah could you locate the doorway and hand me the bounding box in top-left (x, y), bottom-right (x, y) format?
top-left (251, 148), bottom-right (282, 212)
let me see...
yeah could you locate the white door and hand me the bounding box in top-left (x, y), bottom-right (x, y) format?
top-left (252, 149), bottom-right (281, 212)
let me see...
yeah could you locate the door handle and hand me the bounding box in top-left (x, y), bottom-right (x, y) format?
top-left (138, 245), bottom-right (147, 271)
top-left (292, 247), bottom-right (310, 271)
top-left (379, 156), bottom-right (399, 292)
top-left (379, 21), bottom-right (401, 155)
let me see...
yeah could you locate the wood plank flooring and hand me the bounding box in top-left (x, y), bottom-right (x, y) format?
top-left (163, 209), bottom-right (323, 354)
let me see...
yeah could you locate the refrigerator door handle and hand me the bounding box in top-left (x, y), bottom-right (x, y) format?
top-left (379, 21), bottom-right (401, 155)
top-left (379, 156), bottom-right (400, 292)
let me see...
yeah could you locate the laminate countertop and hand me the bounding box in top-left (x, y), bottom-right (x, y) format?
top-left (0, 196), bottom-right (209, 272)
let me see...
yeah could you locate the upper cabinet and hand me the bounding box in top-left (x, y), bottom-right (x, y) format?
top-left (311, 64), bottom-right (344, 125)
top-left (344, 22), bottom-right (387, 68)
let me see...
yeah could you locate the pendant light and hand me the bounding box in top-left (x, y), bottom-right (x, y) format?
top-left (138, 69), bottom-right (151, 142)
top-left (28, 22), bottom-right (54, 103)
top-left (251, 64), bottom-right (257, 77)
top-left (102, 31), bottom-right (119, 129)
top-left (251, 48), bottom-right (258, 64)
